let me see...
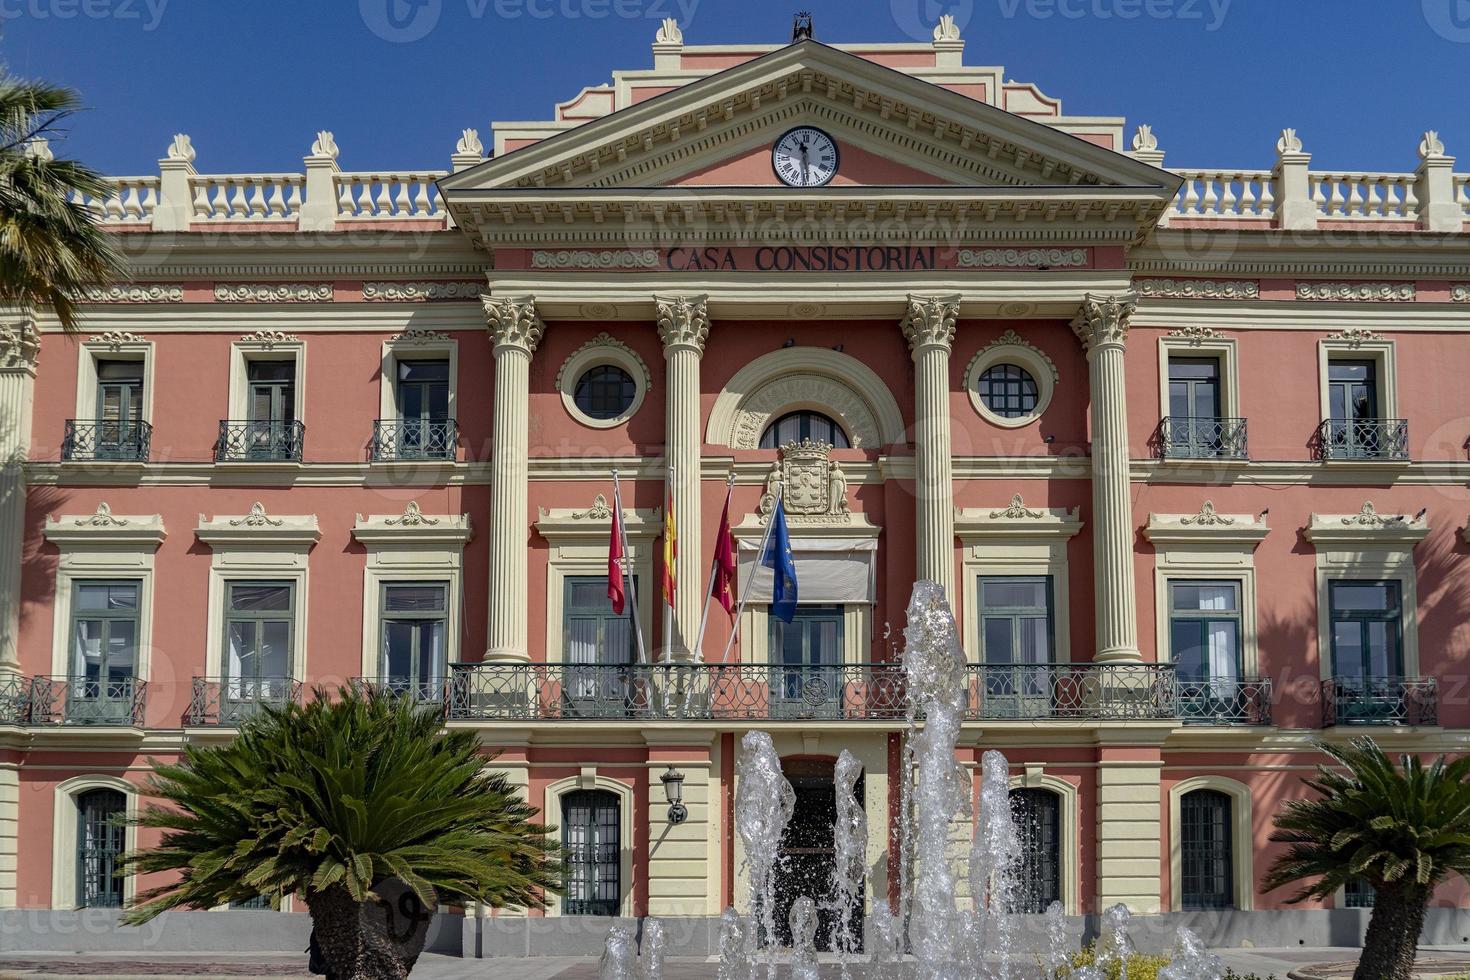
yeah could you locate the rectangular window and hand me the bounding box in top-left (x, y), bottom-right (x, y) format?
top-left (563, 576), bottom-right (636, 716)
top-left (380, 583), bottom-right (448, 700)
top-left (223, 582), bottom-right (294, 717)
top-left (94, 360), bottom-right (145, 459)
top-left (1325, 359), bottom-right (1394, 459)
top-left (68, 581), bottom-right (141, 725)
top-left (390, 359), bottom-right (451, 459)
top-left (1165, 357), bottom-right (1230, 457)
top-left (979, 577), bottom-right (1053, 717)
top-left (247, 360), bottom-right (296, 424)
top-left (1328, 580), bottom-right (1405, 725)
top-left (769, 604), bottom-right (845, 719)
top-left (1169, 581), bottom-right (1243, 721)
top-left (1327, 360), bottom-right (1378, 423)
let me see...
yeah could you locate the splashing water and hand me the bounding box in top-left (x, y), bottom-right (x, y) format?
top-left (735, 730), bottom-right (796, 980)
top-left (640, 919), bottom-right (666, 980)
top-left (1098, 904), bottom-right (1136, 980)
top-left (828, 748), bottom-right (869, 976)
top-left (599, 923), bottom-right (638, 980)
top-left (789, 896), bottom-right (820, 980)
top-left (716, 908), bottom-right (752, 980)
top-left (1160, 926), bottom-right (1225, 980)
top-left (869, 900), bottom-right (906, 980)
top-left (1043, 900), bottom-right (1070, 977)
top-left (970, 749), bottom-right (1023, 979)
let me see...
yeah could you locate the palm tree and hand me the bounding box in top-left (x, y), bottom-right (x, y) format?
top-left (1263, 737), bottom-right (1470, 980)
top-left (121, 688), bottom-right (560, 980)
top-left (0, 73), bottom-right (124, 330)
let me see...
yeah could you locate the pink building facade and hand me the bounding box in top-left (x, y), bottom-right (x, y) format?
top-left (1, 17), bottom-right (1469, 954)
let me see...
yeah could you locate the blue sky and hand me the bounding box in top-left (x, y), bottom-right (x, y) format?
top-left (2, 0), bottom-right (1467, 177)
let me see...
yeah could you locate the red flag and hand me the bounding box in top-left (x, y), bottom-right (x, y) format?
top-left (607, 503), bottom-right (626, 615)
top-left (713, 495), bottom-right (737, 614)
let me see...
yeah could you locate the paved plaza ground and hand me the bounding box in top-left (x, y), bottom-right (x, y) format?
top-left (3, 948), bottom-right (1470, 979)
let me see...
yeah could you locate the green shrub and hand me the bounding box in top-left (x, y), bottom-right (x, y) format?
top-left (1065, 943), bottom-right (1172, 979)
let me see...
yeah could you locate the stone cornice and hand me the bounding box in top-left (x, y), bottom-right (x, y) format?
top-left (1133, 231), bottom-right (1470, 280)
top-left (954, 494), bottom-right (1082, 540)
top-left (43, 503), bottom-right (166, 550)
top-left (352, 502), bottom-right (473, 546)
top-left (1143, 503), bottom-right (1270, 547)
top-left (1304, 501), bottom-right (1429, 549)
top-left (535, 495), bottom-right (662, 538)
top-left (900, 293), bottom-right (960, 354)
top-left (654, 294), bottom-right (710, 355)
top-left (195, 502), bottom-right (320, 549)
top-left (482, 295), bottom-right (545, 354)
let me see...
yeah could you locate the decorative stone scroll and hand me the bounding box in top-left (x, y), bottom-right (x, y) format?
top-left (1137, 279), bottom-right (1260, 300)
top-left (81, 284), bottom-right (184, 304)
top-left (1180, 501), bottom-right (1236, 526)
top-left (214, 283), bottom-right (333, 304)
top-left (229, 502), bottom-right (284, 528)
top-left (531, 249), bottom-right (660, 271)
top-left (88, 330), bottom-right (146, 351)
top-left (0, 320), bottom-right (39, 372)
top-left (363, 281), bottom-right (482, 302)
top-left (1451, 285), bottom-right (1469, 304)
top-left (759, 439), bottom-right (851, 524)
top-left (239, 329), bottom-right (300, 348)
top-left (384, 501), bottom-right (440, 527)
top-left (1296, 283), bottom-right (1416, 303)
top-left (1305, 501), bottom-right (1428, 548)
top-left (990, 494), bottom-right (1046, 520)
top-left (389, 329), bottom-right (452, 345)
top-left (73, 502), bottom-right (129, 527)
top-left (956, 248), bottom-right (1087, 269)
top-left (1324, 328), bottom-right (1386, 347)
top-left (1165, 326), bottom-right (1229, 345)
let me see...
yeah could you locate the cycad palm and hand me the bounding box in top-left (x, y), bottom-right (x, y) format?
top-left (1263, 737), bottom-right (1470, 980)
top-left (122, 688), bottom-right (559, 980)
top-left (0, 74), bottom-right (123, 329)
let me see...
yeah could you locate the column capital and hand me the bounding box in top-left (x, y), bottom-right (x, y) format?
top-left (1070, 292), bottom-right (1137, 354)
top-left (482, 294), bottom-right (545, 355)
top-left (0, 320), bottom-right (39, 377)
top-left (654, 293), bottom-right (710, 355)
top-left (900, 293), bottom-right (960, 355)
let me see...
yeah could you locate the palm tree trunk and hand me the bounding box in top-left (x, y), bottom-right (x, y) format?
top-left (308, 885), bottom-right (416, 980)
top-left (1353, 886), bottom-right (1429, 980)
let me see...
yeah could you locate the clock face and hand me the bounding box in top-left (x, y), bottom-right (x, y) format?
top-left (772, 127), bottom-right (840, 187)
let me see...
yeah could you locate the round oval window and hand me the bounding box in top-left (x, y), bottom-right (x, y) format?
top-left (977, 363), bottom-right (1040, 419)
top-left (573, 364), bottom-right (636, 421)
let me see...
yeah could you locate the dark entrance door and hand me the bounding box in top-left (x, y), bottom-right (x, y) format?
top-left (770, 758), bottom-right (864, 951)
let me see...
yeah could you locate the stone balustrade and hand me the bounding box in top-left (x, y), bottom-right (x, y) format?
top-left (69, 175), bottom-right (159, 225)
top-left (191, 173), bottom-right (306, 221)
top-left (335, 170), bottom-right (446, 220)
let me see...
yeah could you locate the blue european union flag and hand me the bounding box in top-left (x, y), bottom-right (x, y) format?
top-left (762, 498), bottom-right (799, 623)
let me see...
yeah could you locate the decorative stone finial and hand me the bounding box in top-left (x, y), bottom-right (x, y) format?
top-left (74, 502), bottom-right (129, 527)
top-left (1420, 130), bottom-right (1446, 160)
top-left (23, 138), bottom-right (53, 162)
top-left (1131, 124), bottom-right (1158, 153)
top-left (933, 13), bottom-right (962, 41)
top-left (792, 11), bottom-right (814, 42)
top-left (655, 17), bottom-right (682, 44)
top-left (229, 502), bottom-right (285, 528)
top-left (310, 130), bottom-right (339, 160)
top-left (455, 128), bottom-right (483, 156)
top-left (166, 133), bottom-right (195, 163)
top-left (1276, 128), bottom-right (1303, 155)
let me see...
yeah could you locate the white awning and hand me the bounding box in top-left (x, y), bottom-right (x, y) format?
top-left (736, 536), bottom-right (877, 605)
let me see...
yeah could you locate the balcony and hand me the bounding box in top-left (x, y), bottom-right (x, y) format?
top-left (0, 675), bottom-right (27, 725)
top-left (350, 677), bottom-right (449, 708)
top-left (1317, 418), bottom-right (1409, 461)
top-left (1177, 677), bottom-right (1273, 726)
top-left (370, 419), bottom-right (457, 462)
top-left (1158, 416), bottom-right (1248, 461)
top-left (215, 420), bottom-right (305, 463)
top-left (61, 419), bottom-right (152, 462)
top-left (188, 677), bottom-right (302, 726)
top-left (446, 662), bottom-right (1179, 723)
top-left (27, 676), bottom-right (147, 726)
top-left (1321, 676), bottom-right (1437, 727)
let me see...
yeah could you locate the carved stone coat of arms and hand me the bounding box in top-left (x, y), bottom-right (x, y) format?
top-left (760, 439), bottom-right (850, 523)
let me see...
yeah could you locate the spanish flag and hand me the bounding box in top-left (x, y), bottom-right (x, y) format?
top-left (661, 483), bottom-right (677, 607)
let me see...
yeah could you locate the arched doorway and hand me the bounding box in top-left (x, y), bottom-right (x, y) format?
top-left (770, 757), bottom-right (864, 951)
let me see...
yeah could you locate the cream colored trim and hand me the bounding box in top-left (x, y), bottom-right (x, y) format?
top-left (378, 332), bottom-right (459, 425)
top-left (227, 334), bottom-right (306, 425)
top-left (74, 336), bottom-right (154, 424)
top-left (541, 773), bottom-right (635, 917)
top-left (736, 602), bottom-right (872, 668)
top-left (964, 331), bottom-right (1059, 429)
top-left (555, 333), bottom-right (650, 430)
top-left (1157, 331), bottom-right (1240, 421)
top-left (1316, 332), bottom-right (1398, 424)
top-left (956, 497), bottom-right (1081, 663)
top-left (353, 505), bottom-right (473, 679)
top-left (0, 765), bottom-right (16, 907)
top-left (705, 347), bottom-right (906, 450)
top-left (1168, 774), bottom-right (1254, 912)
top-left (51, 774), bottom-right (137, 910)
top-left (1008, 772), bottom-right (1081, 916)
top-left (43, 508), bottom-right (165, 680)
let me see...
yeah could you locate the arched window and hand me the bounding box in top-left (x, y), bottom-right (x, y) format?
top-left (1180, 789), bottom-right (1234, 910)
top-left (562, 790), bottom-right (620, 916)
top-left (1010, 788), bottom-right (1061, 913)
top-left (759, 411), bottom-right (850, 449)
top-left (76, 788), bottom-right (126, 909)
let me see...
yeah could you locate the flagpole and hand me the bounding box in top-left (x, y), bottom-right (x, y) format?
top-left (692, 472), bottom-right (737, 659)
top-left (718, 482), bottom-right (783, 664)
top-left (611, 470), bottom-right (647, 665)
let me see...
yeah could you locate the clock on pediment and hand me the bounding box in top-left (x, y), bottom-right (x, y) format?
top-left (772, 126), bottom-right (839, 187)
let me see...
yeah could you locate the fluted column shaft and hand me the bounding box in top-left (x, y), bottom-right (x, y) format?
top-left (482, 296), bottom-right (544, 663)
top-left (0, 321), bottom-right (38, 678)
top-left (656, 295), bottom-right (709, 661)
top-left (1073, 293), bottom-right (1141, 663)
top-left (902, 295), bottom-right (960, 601)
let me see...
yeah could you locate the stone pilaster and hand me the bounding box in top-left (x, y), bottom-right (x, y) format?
top-left (1071, 293), bottom-right (1141, 663)
top-left (482, 296), bottom-right (544, 663)
top-left (1095, 744), bottom-right (1164, 914)
top-left (0, 320), bottom-right (39, 679)
top-left (901, 294), bottom-right (960, 601)
top-left (0, 763), bottom-right (15, 908)
top-left (644, 734), bottom-right (714, 917)
top-left (655, 294), bottom-right (709, 661)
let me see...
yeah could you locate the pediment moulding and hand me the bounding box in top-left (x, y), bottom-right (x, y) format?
top-left (44, 503), bottom-right (166, 549)
top-left (1304, 501), bottom-right (1429, 548)
top-left (535, 494), bottom-right (662, 538)
top-left (195, 503), bottom-right (320, 547)
top-left (954, 493), bottom-right (1082, 539)
top-left (1143, 503), bottom-right (1269, 547)
top-left (353, 502), bottom-right (472, 545)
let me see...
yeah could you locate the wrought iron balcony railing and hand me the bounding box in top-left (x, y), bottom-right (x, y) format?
top-left (27, 675), bottom-right (147, 726)
top-left (1177, 677), bottom-right (1272, 726)
top-left (1158, 416), bottom-right (1249, 461)
top-left (215, 420), bottom-right (305, 462)
top-left (1317, 418), bottom-right (1409, 461)
top-left (446, 662), bottom-right (1180, 722)
top-left (350, 676), bottom-right (449, 708)
top-left (187, 677), bottom-right (303, 726)
top-left (61, 419), bottom-right (152, 462)
top-left (0, 674), bottom-right (27, 725)
top-left (1321, 676), bottom-right (1437, 727)
top-left (370, 419), bottom-right (457, 462)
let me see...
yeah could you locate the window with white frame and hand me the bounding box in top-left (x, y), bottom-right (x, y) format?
top-left (379, 582), bottom-right (450, 701)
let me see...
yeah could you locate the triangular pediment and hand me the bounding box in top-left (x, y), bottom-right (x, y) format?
top-left (440, 40), bottom-right (1176, 195)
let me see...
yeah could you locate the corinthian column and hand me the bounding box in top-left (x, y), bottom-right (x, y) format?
top-left (1072, 293), bottom-right (1141, 663)
top-left (901, 294), bottom-right (960, 601)
top-left (482, 295), bottom-right (545, 663)
top-left (655, 294), bottom-right (709, 661)
top-left (0, 320), bottom-right (38, 678)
